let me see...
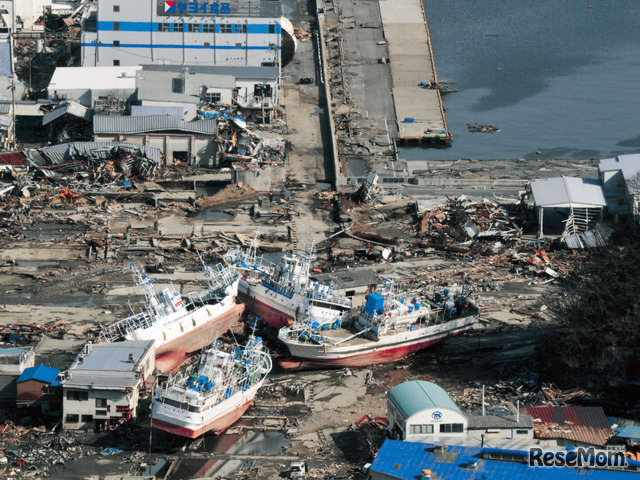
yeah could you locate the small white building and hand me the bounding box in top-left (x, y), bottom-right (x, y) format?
top-left (62, 341), bottom-right (155, 431)
top-left (599, 154), bottom-right (640, 220)
top-left (528, 176), bottom-right (606, 238)
top-left (387, 381), bottom-right (468, 441)
top-left (387, 381), bottom-right (534, 442)
top-left (47, 66), bottom-right (141, 108)
top-left (0, 346), bottom-right (35, 403)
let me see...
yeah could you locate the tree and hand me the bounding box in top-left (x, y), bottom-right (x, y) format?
top-left (538, 229), bottom-right (640, 388)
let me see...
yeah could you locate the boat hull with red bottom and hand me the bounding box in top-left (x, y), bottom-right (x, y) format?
top-left (155, 304), bottom-right (245, 373)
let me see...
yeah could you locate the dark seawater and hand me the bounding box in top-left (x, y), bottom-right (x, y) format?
top-left (401, 0), bottom-right (640, 161)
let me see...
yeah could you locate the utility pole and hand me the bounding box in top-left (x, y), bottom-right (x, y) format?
top-left (9, 77), bottom-right (16, 151)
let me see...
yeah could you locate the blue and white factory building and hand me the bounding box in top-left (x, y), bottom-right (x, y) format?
top-left (81, 0), bottom-right (284, 68)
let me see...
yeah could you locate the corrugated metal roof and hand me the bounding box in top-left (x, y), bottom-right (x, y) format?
top-left (131, 105), bottom-right (185, 118)
top-left (17, 365), bottom-right (60, 384)
top-left (142, 64), bottom-right (279, 80)
top-left (388, 381), bottom-right (463, 419)
top-left (25, 142), bottom-right (162, 166)
top-left (524, 406), bottom-right (613, 446)
top-left (564, 224), bottom-right (613, 249)
top-left (0, 152), bottom-right (27, 167)
top-left (42, 101), bottom-right (92, 126)
top-left (93, 115), bottom-right (217, 135)
top-left (312, 269), bottom-right (380, 289)
top-left (0, 40), bottom-right (12, 77)
top-left (614, 425), bottom-right (640, 441)
top-left (370, 440), bottom-right (638, 480)
top-left (530, 176), bottom-right (607, 208)
top-left (467, 413), bottom-right (534, 429)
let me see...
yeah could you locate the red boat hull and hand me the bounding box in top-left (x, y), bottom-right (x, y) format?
top-left (237, 290), bottom-right (292, 329)
top-left (278, 335), bottom-right (452, 371)
top-left (151, 400), bottom-right (253, 438)
top-left (155, 304), bottom-right (245, 373)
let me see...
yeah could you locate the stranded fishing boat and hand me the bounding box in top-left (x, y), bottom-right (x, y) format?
top-left (278, 282), bottom-right (479, 370)
top-left (99, 256), bottom-right (244, 373)
top-left (151, 331), bottom-right (272, 438)
top-left (227, 240), bottom-right (351, 329)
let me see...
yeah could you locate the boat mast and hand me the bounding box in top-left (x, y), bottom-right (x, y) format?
top-left (130, 263), bottom-right (164, 318)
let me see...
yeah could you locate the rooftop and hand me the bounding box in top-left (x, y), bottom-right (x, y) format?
top-left (370, 440), bottom-right (640, 480)
top-left (530, 176), bottom-right (607, 208)
top-left (467, 413), bottom-right (534, 430)
top-left (141, 64), bottom-right (279, 80)
top-left (312, 268), bottom-right (380, 289)
top-left (93, 115), bottom-right (217, 135)
top-left (524, 406), bottom-right (613, 446)
top-left (599, 154), bottom-right (640, 194)
top-left (388, 380), bottom-right (463, 419)
top-left (47, 66), bottom-right (141, 93)
top-left (17, 365), bottom-right (60, 384)
top-left (68, 341), bottom-right (154, 373)
top-left (136, 70), bottom-right (235, 104)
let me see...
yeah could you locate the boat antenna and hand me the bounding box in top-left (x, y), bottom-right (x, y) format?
top-left (130, 263), bottom-right (162, 317)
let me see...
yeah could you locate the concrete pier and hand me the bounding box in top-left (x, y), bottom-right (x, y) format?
top-left (379, 0), bottom-right (451, 145)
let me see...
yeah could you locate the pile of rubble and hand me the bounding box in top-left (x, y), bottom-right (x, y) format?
top-left (216, 122), bottom-right (287, 166)
top-left (417, 197), bottom-right (525, 244)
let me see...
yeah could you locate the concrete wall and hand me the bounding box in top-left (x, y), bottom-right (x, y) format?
top-left (82, 0), bottom-right (282, 68)
top-left (94, 132), bottom-right (216, 167)
top-left (234, 165), bottom-right (285, 191)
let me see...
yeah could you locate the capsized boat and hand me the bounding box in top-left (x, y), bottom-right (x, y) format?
top-left (277, 282), bottom-right (479, 371)
top-left (151, 331), bottom-right (272, 438)
top-left (226, 239), bottom-right (351, 329)
top-left (99, 255), bottom-right (244, 373)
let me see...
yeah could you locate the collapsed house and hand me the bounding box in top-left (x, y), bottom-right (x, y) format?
top-left (24, 141), bottom-right (162, 185)
top-left (527, 176), bottom-right (606, 238)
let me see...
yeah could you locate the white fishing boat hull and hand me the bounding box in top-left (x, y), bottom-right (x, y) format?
top-left (238, 279), bottom-right (349, 329)
top-left (125, 279), bottom-right (243, 373)
top-left (151, 381), bottom-right (265, 438)
top-left (278, 315), bottom-right (477, 371)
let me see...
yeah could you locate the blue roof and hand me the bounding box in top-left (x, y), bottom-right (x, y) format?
top-left (614, 425), bottom-right (640, 442)
top-left (387, 381), bottom-right (462, 419)
top-left (370, 440), bottom-right (640, 480)
top-left (17, 365), bottom-right (60, 384)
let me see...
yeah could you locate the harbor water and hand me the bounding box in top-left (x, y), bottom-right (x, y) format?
top-left (401, 0), bottom-right (640, 161)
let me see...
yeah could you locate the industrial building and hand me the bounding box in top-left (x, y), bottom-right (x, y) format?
top-left (61, 340), bottom-right (155, 431)
top-left (387, 381), bottom-right (533, 442)
top-left (93, 115), bottom-right (218, 166)
top-left (524, 405), bottom-right (613, 447)
top-left (140, 64), bottom-right (280, 123)
top-left (369, 440), bottom-right (639, 480)
top-left (81, 0), bottom-right (284, 69)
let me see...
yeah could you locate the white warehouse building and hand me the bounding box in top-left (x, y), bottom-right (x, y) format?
top-left (81, 0), bottom-right (284, 68)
